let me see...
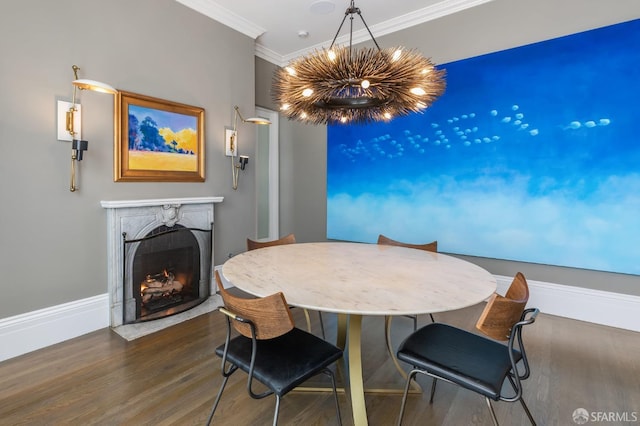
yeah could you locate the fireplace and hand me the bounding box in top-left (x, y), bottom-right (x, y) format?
top-left (125, 224), bottom-right (210, 323)
top-left (101, 197), bottom-right (223, 333)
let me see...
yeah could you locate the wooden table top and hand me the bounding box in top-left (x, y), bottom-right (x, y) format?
top-left (221, 242), bottom-right (496, 316)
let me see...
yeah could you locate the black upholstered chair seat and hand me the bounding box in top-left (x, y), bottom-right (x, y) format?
top-left (397, 323), bottom-right (522, 400)
top-left (208, 271), bottom-right (343, 425)
top-left (215, 327), bottom-right (343, 396)
top-left (396, 273), bottom-right (538, 426)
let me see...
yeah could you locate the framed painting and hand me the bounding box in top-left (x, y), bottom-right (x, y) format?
top-left (115, 91), bottom-right (205, 182)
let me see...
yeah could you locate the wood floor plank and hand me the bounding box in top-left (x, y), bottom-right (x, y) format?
top-left (0, 303), bottom-right (638, 425)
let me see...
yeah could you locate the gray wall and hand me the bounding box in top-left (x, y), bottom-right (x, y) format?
top-left (0, 0), bottom-right (258, 318)
top-left (256, 0), bottom-right (640, 296)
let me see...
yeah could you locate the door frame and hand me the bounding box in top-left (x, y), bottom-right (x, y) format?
top-left (255, 107), bottom-right (279, 240)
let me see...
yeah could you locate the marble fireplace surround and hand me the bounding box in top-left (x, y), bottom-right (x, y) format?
top-left (101, 197), bottom-right (224, 340)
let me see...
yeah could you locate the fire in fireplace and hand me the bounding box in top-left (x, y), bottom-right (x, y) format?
top-left (141, 270), bottom-right (186, 310)
top-left (123, 224), bottom-right (211, 323)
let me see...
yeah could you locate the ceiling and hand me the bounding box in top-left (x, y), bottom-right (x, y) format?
top-left (176, 0), bottom-right (494, 66)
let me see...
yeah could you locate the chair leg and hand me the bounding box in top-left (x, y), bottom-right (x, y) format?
top-left (429, 313), bottom-right (435, 323)
top-left (412, 315), bottom-right (418, 332)
top-left (519, 397), bottom-right (537, 425)
top-left (507, 373), bottom-right (536, 425)
top-left (397, 370), bottom-right (418, 426)
top-left (207, 375), bottom-right (229, 425)
top-left (325, 369), bottom-right (342, 425)
top-left (273, 395), bottom-right (281, 426)
top-left (485, 397), bottom-right (499, 426)
top-left (429, 378), bottom-right (438, 403)
top-left (318, 311), bottom-right (326, 339)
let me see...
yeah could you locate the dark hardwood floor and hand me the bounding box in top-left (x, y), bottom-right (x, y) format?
top-left (1, 301), bottom-right (638, 425)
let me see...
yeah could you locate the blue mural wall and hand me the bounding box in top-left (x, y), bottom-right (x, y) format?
top-left (327, 19), bottom-right (640, 275)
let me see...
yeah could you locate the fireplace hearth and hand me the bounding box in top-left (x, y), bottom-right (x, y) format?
top-left (101, 197), bottom-right (223, 337)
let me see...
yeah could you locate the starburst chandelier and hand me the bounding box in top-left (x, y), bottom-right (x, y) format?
top-left (273, 0), bottom-right (446, 125)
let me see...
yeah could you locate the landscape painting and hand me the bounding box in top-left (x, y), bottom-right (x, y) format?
top-left (327, 19), bottom-right (640, 275)
top-left (115, 91), bottom-right (205, 182)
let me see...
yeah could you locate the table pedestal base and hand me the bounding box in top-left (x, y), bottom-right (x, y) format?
top-left (336, 314), bottom-right (421, 426)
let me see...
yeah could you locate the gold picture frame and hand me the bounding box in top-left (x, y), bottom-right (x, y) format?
top-left (115, 91), bottom-right (205, 182)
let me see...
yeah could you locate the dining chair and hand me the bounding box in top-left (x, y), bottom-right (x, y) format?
top-left (396, 272), bottom-right (539, 426)
top-left (377, 234), bottom-right (438, 327)
top-left (246, 233), bottom-right (297, 250)
top-left (247, 233), bottom-right (326, 339)
top-left (207, 271), bottom-right (343, 426)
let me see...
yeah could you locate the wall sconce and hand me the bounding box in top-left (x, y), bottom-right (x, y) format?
top-left (58, 65), bottom-right (117, 192)
top-left (225, 106), bottom-right (271, 190)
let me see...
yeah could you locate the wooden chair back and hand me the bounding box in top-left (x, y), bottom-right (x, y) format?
top-left (475, 272), bottom-right (530, 341)
top-left (377, 234), bottom-right (438, 253)
top-left (247, 233), bottom-right (296, 251)
top-left (215, 271), bottom-right (294, 340)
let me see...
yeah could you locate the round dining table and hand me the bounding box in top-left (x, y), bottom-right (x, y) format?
top-left (221, 241), bottom-right (497, 426)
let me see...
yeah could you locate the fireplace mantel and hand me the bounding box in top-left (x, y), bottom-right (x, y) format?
top-left (101, 197), bottom-right (223, 336)
top-left (100, 196), bottom-right (224, 209)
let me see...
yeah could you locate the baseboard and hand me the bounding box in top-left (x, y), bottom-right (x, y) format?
top-left (495, 275), bottom-right (640, 332)
top-left (1, 278), bottom-right (638, 362)
top-left (0, 294), bottom-right (109, 362)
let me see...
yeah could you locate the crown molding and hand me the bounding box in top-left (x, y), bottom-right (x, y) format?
top-left (175, 0), bottom-right (266, 39)
top-left (371, 0), bottom-right (495, 40)
top-left (269, 0), bottom-right (495, 66)
top-left (255, 44), bottom-right (284, 66)
top-left (177, 0), bottom-right (494, 66)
